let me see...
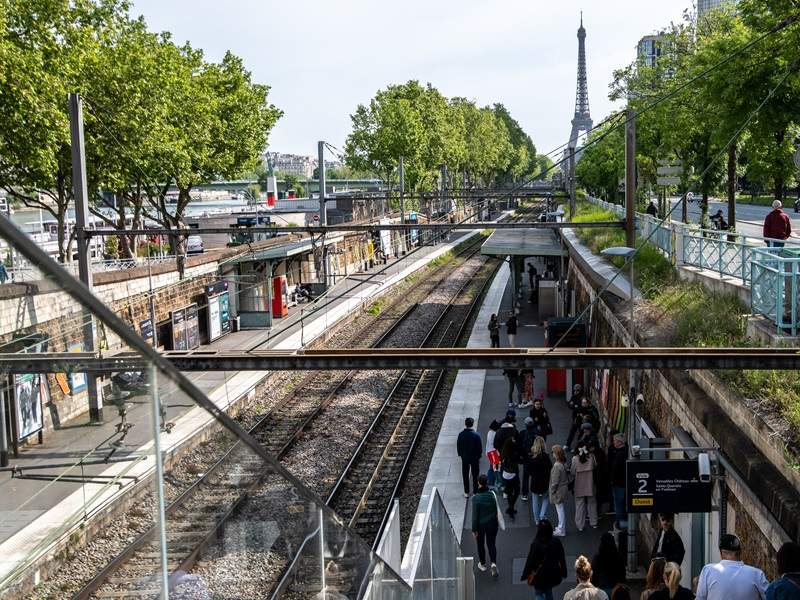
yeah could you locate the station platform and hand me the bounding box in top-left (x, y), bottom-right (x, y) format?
top-left (0, 227), bottom-right (483, 587)
top-left (419, 260), bottom-right (640, 598)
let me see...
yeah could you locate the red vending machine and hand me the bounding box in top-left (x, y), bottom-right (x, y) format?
top-left (544, 318), bottom-right (586, 395)
top-left (272, 276), bottom-right (289, 318)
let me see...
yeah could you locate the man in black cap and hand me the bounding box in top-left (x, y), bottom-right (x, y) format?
top-left (651, 513), bottom-right (685, 565)
top-left (696, 534), bottom-right (768, 600)
top-left (493, 410), bottom-right (519, 456)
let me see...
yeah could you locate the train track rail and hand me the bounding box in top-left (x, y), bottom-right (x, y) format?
top-left (72, 236), bottom-right (488, 600)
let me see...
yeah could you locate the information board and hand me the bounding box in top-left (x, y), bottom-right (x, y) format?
top-left (185, 304), bottom-right (200, 349)
top-left (140, 318), bottom-right (154, 346)
top-left (627, 459), bottom-right (712, 513)
top-left (207, 292), bottom-right (231, 342)
top-left (171, 308), bottom-right (187, 351)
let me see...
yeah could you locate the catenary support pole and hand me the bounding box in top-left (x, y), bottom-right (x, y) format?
top-left (627, 256), bottom-right (638, 575)
top-left (569, 147), bottom-right (577, 218)
top-left (625, 108), bottom-right (636, 249)
top-left (318, 141), bottom-right (327, 226)
top-left (69, 93), bottom-right (103, 423)
top-left (399, 156), bottom-right (406, 253)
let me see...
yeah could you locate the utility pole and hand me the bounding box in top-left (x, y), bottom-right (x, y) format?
top-left (625, 108), bottom-right (636, 248)
top-left (317, 141), bottom-right (327, 226)
top-left (727, 144), bottom-right (737, 234)
top-left (569, 147), bottom-right (577, 218)
top-left (69, 93), bottom-right (103, 423)
top-left (399, 157), bottom-right (406, 254)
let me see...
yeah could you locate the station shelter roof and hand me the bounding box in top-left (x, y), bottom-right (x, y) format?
top-left (231, 232), bottom-right (344, 263)
top-left (481, 228), bottom-right (566, 257)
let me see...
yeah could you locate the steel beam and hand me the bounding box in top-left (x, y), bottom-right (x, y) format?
top-left (3, 347), bottom-right (800, 372)
top-left (83, 221), bottom-right (624, 237)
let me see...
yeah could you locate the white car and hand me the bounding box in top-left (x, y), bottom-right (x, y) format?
top-left (187, 235), bottom-right (204, 254)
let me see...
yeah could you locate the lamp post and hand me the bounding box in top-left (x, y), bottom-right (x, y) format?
top-left (601, 246), bottom-right (637, 574)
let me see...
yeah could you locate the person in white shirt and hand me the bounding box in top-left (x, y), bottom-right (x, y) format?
top-left (696, 534), bottom-right (769, 600)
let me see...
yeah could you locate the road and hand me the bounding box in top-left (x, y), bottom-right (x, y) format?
top-left (667, 197), bottom-right (800, 241)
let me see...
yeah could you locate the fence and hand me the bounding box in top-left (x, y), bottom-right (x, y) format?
top-left (584, 196), bottom-right (800, 334)
top-left (2, 254), bottom-right (178, 284)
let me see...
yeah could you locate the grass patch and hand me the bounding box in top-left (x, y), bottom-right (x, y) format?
top-left (734, 194), bottom-right (777, 207)
top-left (367, 299), bottom-right (385, 316)
top-left (572, 200), bottom-right (800, 432)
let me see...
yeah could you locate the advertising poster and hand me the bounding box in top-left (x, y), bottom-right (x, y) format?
top-left (208, 296), bottom-right (222, 341)
top-left (14, 373), bottom-right (44, 441)
top-left (140, 319), bottom-right (154, 346)
top-left (185, 304), bottom-right (200, 350)
top-left (219, 292), bottom-right (231, 335)
top-left (171, 308), bottom-right (187, 351)
top-left (68, 342), bottom-right (87, 394)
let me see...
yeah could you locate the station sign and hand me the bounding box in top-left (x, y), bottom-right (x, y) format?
top-left (626, 459), bottom-right (712, 513)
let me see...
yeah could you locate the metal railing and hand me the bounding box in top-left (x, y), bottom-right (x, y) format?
top-left (584, 196), bottom-right (800, 334)
top-left (2, 255), bottom-right (177, 284)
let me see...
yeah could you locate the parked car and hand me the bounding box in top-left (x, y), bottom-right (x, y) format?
top-left (187, 235), bottom-right (204, 254)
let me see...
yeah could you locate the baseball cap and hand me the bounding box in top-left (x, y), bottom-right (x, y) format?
top-left (505, 409), bottom-right (516, 421)
top-left (719, 534), bottom-right (742, 552)
top-left (524, 417), bottom-right (534, 426)
top-left (581, 422), bottom-right (594, 430)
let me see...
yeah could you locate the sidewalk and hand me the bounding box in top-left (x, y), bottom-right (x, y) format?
top-left (459, 266), bottom-right (621, 598)
top-left (0, 228), bottom-right (480, 587)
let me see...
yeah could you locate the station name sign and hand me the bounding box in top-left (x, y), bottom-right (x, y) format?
top-left (626, 459), bottom-right (712, 513)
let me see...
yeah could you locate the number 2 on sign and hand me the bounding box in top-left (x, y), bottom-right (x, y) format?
top-left (638, 479), bottom-right (648, 494)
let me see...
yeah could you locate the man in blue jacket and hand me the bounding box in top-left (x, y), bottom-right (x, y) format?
top-left (458, 417), bottom-right (483, 497)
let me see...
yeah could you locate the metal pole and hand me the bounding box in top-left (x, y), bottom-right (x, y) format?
top-left (318, 141), bottom-right (327, 226)
top-left (148, 262), bottom-right (158, 348)
top-left (148, 365), bottom-right (170, 599)
top-left (625, 108), bottom-right (636, 249)
top-left (0, 381), bottom-right (8, 467)
top-left (266, 260), bottom-right (273, 329)
top-left (627, 256), bottom-right (637, 574)
top-left (69, 93), bottom-right (103, 423)
top-left (569, 147), bottom-right (577, 218)
top-left (399, 157), bottom-right (407, 254)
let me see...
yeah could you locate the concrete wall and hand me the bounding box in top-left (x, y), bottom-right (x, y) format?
top-left (567, 255), bottom-right (798, 578)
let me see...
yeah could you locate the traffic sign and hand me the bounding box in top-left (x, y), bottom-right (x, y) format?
top-left (657, 166), bottom-right (682, 176)
top-left (657, 177), bottom-right (681, 186)
top-left (626, 459), bottom-right (712, 513)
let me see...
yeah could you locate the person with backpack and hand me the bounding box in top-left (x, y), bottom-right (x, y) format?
top-left (485, 419), bottom-right (501, 488)
top-left (571, 442), bottom-right (599, 531)
top-left (521, 519), bottom-right (567, 600)
top-left (488, 313), bottom-right (500, 348)
top-left (530, 436), bottom-right (553, 524)
top-left (471, 474), bottom-right (501, 578)
top-left (501, 435), bottom-right (522, 519)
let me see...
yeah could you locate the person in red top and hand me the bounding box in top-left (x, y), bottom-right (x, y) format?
top-left (763, 200), bottom-right (792, 247)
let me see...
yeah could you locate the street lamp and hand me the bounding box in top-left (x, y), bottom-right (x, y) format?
top-left (601, 245), bottom-right (638, 574)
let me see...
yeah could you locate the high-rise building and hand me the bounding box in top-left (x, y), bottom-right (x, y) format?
top-left (637, 34), bottom-right (665, 68)
top-left (698, 0), bottom-right (736, 16)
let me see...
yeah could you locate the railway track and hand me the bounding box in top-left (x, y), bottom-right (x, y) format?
top-left (72, 236), bottom-right (488, 600)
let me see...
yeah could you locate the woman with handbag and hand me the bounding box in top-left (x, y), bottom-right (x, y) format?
top-left (521, 519), bottom-right (567, 600)
top-left (549, 444), bottom-right (570, 536)
top-left (471, 474), bottom-right (503, 578)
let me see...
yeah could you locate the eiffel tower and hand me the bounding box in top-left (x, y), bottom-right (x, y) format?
top-left (563, 13), bottom-right (593, 167)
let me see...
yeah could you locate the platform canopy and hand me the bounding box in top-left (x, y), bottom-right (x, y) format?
top-left (481, 228), bottom-right (566, 257)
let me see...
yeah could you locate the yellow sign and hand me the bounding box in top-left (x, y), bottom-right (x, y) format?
top-left (632, 498), bottom-right (654, 507)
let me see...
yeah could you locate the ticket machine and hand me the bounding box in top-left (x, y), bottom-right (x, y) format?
top-left (272, 275), bottom-right (289, 318)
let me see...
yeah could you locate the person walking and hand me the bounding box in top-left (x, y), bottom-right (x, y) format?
top-left (529, 397), bottom-right (553, 440)
top-left (457, 417), bottom-right (482, 497)
top-left (501, 435), bottom-right (522, 519)
top-left (571, 443), bottom-right (598, 531)
top-left (488, 313), bottom-right (501, 348)
top-left (529, 436), bottom-right (552, 524)
top-left (763, 200), bottom-right (792, 248)
top-left (528, 262), bottom-right (538, 291)
top-left (591, 532), bottom-right (627, 598)
top-left (494, 410), bottom-right (519, 459)
top-left (696, 534), bottom-right (768, 600)
top-left (650, 562), bottom-right (695, 600)
top-left (520, 418), bottom-right (538, 501)
top-left (549, 444), bottom-right (570, 536)
top-left (486, 419), bottom-right (501, 489)
top-left (471, 474), bottom-right (501, 578)
top-left (607, 433), bottom-right (629, 531)
top-left (767, 542), bottom-right (800, 600)
top-left (505, 310), bottom-right (519, 347)
top-left (651, 513), bottom-right (686, 566)
top-left (564, 556), bottom-right (609, 600)
top-left (521, 519), bottom-right (568, 600)
top-left (504, 368), bottom-right (523, 407)
top-left (521, 368), bottom-right (535, 408)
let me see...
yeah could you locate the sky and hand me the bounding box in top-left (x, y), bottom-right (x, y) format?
top-left (130, 0), bottom-right (692, 163)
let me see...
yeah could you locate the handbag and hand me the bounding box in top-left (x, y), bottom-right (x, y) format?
top-left (526, 566), bottom-right (539, 586)
top-left (487, 449), bottom-right (501, 467)
top-left (491, 491), bottom-right (506, 531)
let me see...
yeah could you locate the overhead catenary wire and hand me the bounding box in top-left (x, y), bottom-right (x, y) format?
top-left (547, 56), bottom-right (800, 353)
